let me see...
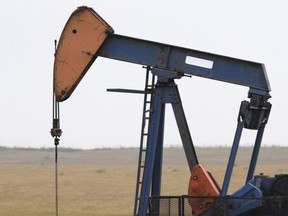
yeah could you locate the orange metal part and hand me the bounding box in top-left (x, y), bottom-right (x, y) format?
top-left (53, 6), bottom-right (114, 102)
top-left (188, 164), bottom-right (221, 216)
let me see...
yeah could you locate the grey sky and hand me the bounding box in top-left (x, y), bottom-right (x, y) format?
top-left (1, 0), bottom-right (288, 149)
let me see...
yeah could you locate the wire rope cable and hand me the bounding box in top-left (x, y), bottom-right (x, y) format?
top-left (51, 39), bottom-right (62, 216)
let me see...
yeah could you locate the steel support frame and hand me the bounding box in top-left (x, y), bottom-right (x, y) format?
top-left (137, 77), bottom-right (198, 216)
top-left (97, 31), bottom-right (273, 216)
top-left (137, 88), bottom-right (163, 216)
top-left (221, 99), bottom-right (271, 197)
top-left (246, 123), bottom-right (266, 183)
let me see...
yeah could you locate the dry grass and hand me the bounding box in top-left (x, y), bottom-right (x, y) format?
top-left (0, 147), bottom-right (287, 215)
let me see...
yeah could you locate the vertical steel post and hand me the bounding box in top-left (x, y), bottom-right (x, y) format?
top-left (151, 104), bottom-right (165, 214)
top-left (151, 105), bottom-right (165, 196)
top-left (246, 123), bottom-right (266, 183)
top-left (220, 120), bottom-right (244, 196)
top-left (138, 91), bottom-right (163, 216)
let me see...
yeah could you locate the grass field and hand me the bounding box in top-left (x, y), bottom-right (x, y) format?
top-left (0, 147), bottom-right (287, 215)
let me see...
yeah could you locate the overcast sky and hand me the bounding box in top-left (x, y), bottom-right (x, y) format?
top-left (1, 0), bottom-right (288, 149)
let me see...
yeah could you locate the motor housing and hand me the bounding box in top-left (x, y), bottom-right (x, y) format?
top-left (249, 174), bottom-right (288, 216)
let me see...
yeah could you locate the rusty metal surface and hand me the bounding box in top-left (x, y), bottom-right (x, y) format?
top-left (53, 6), bottom-right (113, 102)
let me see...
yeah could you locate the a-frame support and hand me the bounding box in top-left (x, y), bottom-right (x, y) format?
top-left (137, 69), bottom-right (199, 216)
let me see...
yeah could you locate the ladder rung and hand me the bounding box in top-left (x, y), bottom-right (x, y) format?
top-left (133, 72), bottom-right (155, 215)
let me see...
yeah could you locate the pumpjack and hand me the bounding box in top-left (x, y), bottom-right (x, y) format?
top-left (51, 6), bottom-right (288, 216)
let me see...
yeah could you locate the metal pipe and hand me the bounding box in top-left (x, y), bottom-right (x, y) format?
top-left (221, 120), bottom-right (244, 196)
top-left (246, 123), bottom-right (266, 183)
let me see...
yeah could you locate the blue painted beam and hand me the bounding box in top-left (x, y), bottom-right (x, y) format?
top-left (97, 34), bottom-right (271, 94)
